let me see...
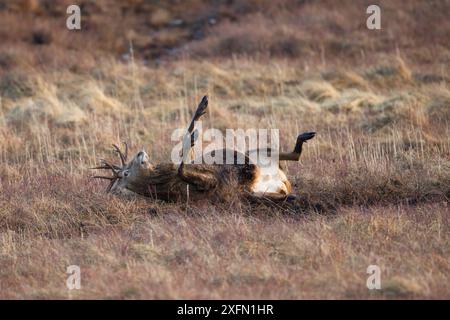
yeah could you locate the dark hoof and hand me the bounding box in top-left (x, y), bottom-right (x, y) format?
top-left (195, 95), bottom-right (208, 118)
top-left (286, 194), bottom-right (298, 202)
top-left (298, 131), bottom-right (316, 142)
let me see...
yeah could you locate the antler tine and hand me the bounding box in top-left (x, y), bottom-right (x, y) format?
top-left (100, 159), bottom-right (122, 171)
top-left (92, 175), bottom-right (118, 193)
top-left (123, 141), bottom-right (128, 163)
top-left (112, 143), bottom-right (127, 166)
top-left (92, 175), bottom-right (116, 180)
top-left (106, 179), bottom-right (117, 193)
top-left (91, 164), bottom-right (117, 170)
top-left (91, 159), bottom-right (121, 177)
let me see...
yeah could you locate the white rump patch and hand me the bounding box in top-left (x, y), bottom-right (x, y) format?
top-left (251, 164), bottom-right (289, 194)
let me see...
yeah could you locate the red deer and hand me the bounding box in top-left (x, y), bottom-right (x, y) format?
top-left (93, 96), bottom-right (315, 204)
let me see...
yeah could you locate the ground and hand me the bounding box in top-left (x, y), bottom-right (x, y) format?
top-left (0, 0), bottom-right (449, 299)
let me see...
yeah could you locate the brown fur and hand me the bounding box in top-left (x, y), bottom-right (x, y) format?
top-left (112, 150), bottom-right (258, 203)
top-left (93, 96), bottom-right (315, 204)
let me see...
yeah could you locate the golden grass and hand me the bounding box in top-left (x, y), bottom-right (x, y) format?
top-left (0, 203), bottom-right (448, 299)
top-left (0, 56), bottom-right (449, 299)
top-left (0, 0), bottom-right (449, 300)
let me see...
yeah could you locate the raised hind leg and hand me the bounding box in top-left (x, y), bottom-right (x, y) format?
top-left (177, 95), bottom-right (219, 192)
top-left (279, 131), bottom-right (316, 161)
top-left (179, 95), bottom-right (208, 164)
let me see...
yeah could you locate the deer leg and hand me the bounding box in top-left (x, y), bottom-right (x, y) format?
top-left (177, 95), bottom-right (217, 191)
top-left (179, 95), bottom-right (208, 164)
top-left (279, 131), bottom-right (316, 161)
top-left (187, 96), bottom-right (208, 134)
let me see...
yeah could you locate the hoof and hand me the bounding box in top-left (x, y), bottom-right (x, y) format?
top-left (285, 194), bottom-right (299, 203)
top-left (298, 132), bottom-right (316, 142)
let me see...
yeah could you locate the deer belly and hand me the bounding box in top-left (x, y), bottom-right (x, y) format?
top-left (251, 166), bottom-right (289, 194)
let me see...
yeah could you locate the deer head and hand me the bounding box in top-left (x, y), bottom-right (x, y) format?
top-left (92, 143), bottom-right (153, 196)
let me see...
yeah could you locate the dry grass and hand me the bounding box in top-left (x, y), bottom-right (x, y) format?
top-left (1, 204), bottom-right (448, 299)
top-left (0, 0), bottom-right (449, 299)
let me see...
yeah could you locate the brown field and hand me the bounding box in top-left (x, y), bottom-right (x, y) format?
top-left (0, 0), bottom-right (449, 299)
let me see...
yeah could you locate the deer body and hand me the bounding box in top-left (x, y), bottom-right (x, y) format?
top-left (93, 96), bottom-right (315, 204)
top-left (109, 150), bottom-right (259, 202)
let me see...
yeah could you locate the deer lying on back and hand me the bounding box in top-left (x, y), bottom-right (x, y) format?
top-left (93, 96), bottom-right (315, 204)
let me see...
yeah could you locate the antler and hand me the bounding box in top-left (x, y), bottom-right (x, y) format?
top-left (91, 160), bottom-right (121, 176)
top-left (91, 142), bottom-right (129, 192)
top-left (112, 142), bottom-right (128, 166)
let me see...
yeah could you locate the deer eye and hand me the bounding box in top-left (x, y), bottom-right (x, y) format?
top-left (123, 170), bottom-right (129, 177)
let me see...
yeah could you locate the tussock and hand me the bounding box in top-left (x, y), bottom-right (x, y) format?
top-left (73, 83), bottom-right (128, 115)
top-left (322, 70), bottom-right (370, 90)
top-left (321, 89), bottom-right (384, 114)
top-left (299, 80), bottom-right (340, 102)
top-left (8, 93), bottom-right (87, 126)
